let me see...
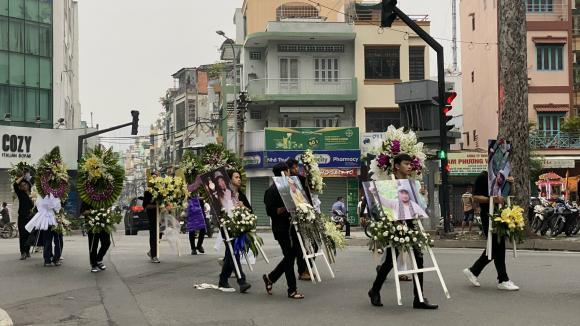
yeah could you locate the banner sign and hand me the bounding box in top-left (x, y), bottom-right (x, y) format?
top-left (320, 168), bottom-right (358, 178)
top-left (541, 159), bottom-right (575, 169)
top-left (360, 132), bottom-right (385, 154)
top-left (448, 152), bottom-right (488, 176)
top-left (242, 152), bottom-right (264, 169)
top-left (265, 150), bottom-right (360, 168)
top-left (0, 125), bottom-right (98, 169)
top-left (265, 127), bottom-right (359, 151)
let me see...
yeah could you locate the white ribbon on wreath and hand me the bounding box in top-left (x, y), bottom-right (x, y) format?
top-left (25, 194), bottom-right (61, 232)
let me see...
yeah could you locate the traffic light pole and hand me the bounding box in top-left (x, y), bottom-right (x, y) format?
top-left (391, 7), bottom-right (451, 233)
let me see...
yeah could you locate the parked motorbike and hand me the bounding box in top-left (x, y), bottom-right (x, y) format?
top-left (331, 209), bottom-right (348, 231)
top-left (564, 203), bottom-right (579, 237)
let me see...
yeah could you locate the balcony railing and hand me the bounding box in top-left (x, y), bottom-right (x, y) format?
top-left (247, 78), bottom-right (356, 101)
top-left (530, 132), bottom-right (580, 149)
top-left (526, 1), bottom-right (569, 21)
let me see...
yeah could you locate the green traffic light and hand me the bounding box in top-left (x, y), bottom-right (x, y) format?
top-left (438, 150), bottom-right (446, 160)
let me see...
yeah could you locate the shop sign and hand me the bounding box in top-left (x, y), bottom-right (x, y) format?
top-left (541, 159), bottom-right (575, 169)
top-left (265, 127), bottom-right (359, 151)
top-left (448, 152), bottom-right (488, 176)
top-left (265, 150), bottom-right (360, 168)
top-left (1, 125), bottom-right (98, 169)
top-left (243, 152), bottom-right (264, 169)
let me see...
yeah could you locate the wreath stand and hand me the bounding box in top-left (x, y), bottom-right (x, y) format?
top-left (390, 219), bottom-right (450, 305)
top-left (293, 221), bottom-right (335, 283)
top-left (487, 196), bottom-right (516, 260)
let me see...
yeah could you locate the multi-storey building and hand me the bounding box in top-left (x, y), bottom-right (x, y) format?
top-left (460, 0), bottom-right (580, 200)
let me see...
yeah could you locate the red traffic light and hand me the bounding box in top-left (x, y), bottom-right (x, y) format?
top-left (444, 163), bottom-right (451, 173)
top-left (445, 91), bottom-right (457, 105)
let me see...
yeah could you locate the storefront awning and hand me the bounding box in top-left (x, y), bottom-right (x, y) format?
top-left (534, 104), bottom-right (569, 112)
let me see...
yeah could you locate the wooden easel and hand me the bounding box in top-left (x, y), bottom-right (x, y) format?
top-left (293, 222), bottom-right (335, 283)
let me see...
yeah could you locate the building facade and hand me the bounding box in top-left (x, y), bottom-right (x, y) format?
top-left (460, 0), bottom-right (580, 200)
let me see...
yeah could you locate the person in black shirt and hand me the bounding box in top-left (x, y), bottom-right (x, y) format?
top-left (81, 202), bottom-right (111, 273)
top-left (217, 170), bottom-right (251, 293)
top-left (262, 163), bottom-right (304, 299)
top-left (286, 158), bottom-right (316, 282)
top-left (143, 171), bottom-right (160, 263)
top-left (463, 170), bottom-right (519, 291)
top-left (14, 175), bottom-right (33, 260)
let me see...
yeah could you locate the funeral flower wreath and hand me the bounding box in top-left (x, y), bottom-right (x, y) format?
top-left (367, 206), bottom-right (433, 251)
top-left (492, 205), bottom-right (526, 244)
top-left (35, 147), bottom-right (69, 201)
top-left (301, 149), bottom-right (325, 194)
top-left (78, 147), bottom-right (125, 209)
top-left (370, 126), bottom-right (426, 180)
top-left (220, 206), bottom-right (263, 257)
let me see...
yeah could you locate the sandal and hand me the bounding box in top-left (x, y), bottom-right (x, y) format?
top-left (399, 275), bottom-right (412, 282)
top-left (262, 274), bottom-right (273, 295)
top-left (288, 291), bottom-right (305, 299)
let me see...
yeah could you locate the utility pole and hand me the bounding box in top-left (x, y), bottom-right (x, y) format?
top-left (497, 1), bottom-right (530, 209)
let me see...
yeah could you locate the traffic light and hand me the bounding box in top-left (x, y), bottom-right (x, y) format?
top-left (437, 149), bottom-right (447, 160)
top-left (381, 0), bottom-right (398, 28)
top-left (442, 91), bottom-right (456, 132)
top-left (131, 110), bottom-right (140, 135)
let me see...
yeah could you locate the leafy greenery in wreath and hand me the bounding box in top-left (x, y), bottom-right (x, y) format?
top-left (78, 146), bottom-right (124, 209)
top-left (35, 147), bottom-right (69, 201)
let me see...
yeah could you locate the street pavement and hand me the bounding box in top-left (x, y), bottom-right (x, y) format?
top-left (1, 231), bottom-right (580, 326)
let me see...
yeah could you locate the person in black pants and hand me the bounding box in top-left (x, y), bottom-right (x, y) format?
top-left (262, 163), bottom-right (304, 299)
top-left (14, 175), bottom-right (33, 260)
top-left (42, 227), bottom-right (63, 267)
top-left (286, 158), bottom-right (315, 281)
top-left (81, 202), bottom-right (111, 273)
top-left (143, 172), bottom-right (160, 263)
top-left (463, 171), bottom-right (519, 291)
top-left (368, 153), bottom-right (438, 309)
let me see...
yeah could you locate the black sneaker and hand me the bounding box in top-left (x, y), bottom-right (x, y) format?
top-left (191, 250), bottom-right (198, 255)
top-left (97, 262), bottom-right (107, 270)
top-left (368, 290), bottom-right (383, 307)
top-left (20, 254), bottom-right (26, 260)
top-left (91, 266), bottom-right (99, 273)
top-left (25, 252), bottom-right (31, 258)
top-left (239, 282), bottom-right (251, 293)
top-left (151, 257), bottom-right (160, 264)
top-left (197, 246), bottom-right (205, 254)
top-left (53, 261), bottom-right (62, 267)
top-left (413, 298), bottom-right (439, 310)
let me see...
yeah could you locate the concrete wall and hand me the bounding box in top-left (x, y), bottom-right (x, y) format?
top-left (242, 0), bottom-right (345, 36)
top-left (459, 0), bottom-right (499, 150)
top-left (52, 0), bottom-right (80, 129)
top-left (354, 23), bottom-right (430, 132)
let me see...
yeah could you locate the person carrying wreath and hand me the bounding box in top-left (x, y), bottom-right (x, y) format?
top-left (81, 201), bottom-right (110, 273)
top-left (368, 153), bottom-right (438, 309)
top-left (144, 171), bottom-right (161, 263)
top-left (14, 174), bottom-right (33, 260)
top-left (262, 163), bottom-right (304, 300)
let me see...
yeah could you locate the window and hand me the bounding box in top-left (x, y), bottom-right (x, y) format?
top-left (537, 112), bottom-right (565, 136)
top-left (314, 58), bottom-right (338, 82)
top-left (9, 20), bottom-right (24, 53)
top-left (250, 110), bottom-right (261, 120)
top-left (39, 57), bottom-right (50, 88)
top-left (9, 0), bottom-right (24, 18)
top-left (315, 117), bottom-right (339, 127)
top-left (280, 58), bottom-right (298, 80)
top-left (469, 13), bottom-right (475, 31)
top-left (409, 47), bottom-right (425, 80)
top-left (0, 86), bottom-right (8, 117)
top-left (527, 0), bottom-right (553, 12)
top-left (25, 23), bottom-right (39, 55)
top-left (279, 117), bottom-right (300, 127)
top-left (0, 51), bottom-right (7, 83)
top-left (38, 89), bottom-right (49, 121)
top-left (9, 86), bottom-right (24, 121)
top-left (39, 25), bottom-right (50, 56)
top-left (276, 3), bottom-right (318, 20)
top-left (249, 51), bottom-right (261, 60)
top-left (188, 102), bottom-right (196, 123)
top-left (25, 88), bottom-right (37, 121)
top-left (38, 0), bottom-right (51, 23)
top-left (9, 52), bottom-right (24, 85)
top-left (364, 46), bottom-right (400, 80)
top-left (0, 17), bottom-right (8, 50)
top-left (536, 44), bottom-right (564, 70)
top-left (0, 0), bottom-right (8, 16)
top-left (278, 44), bottom-right (344, 53)
top-left (175, 102), bottom-right (185, 131)
top-left (365, 111), bottom-right (400, 132)
top-left (25, 55), bottom-right (38, 87)
top-left (25, 0), bottom-right (38, 21)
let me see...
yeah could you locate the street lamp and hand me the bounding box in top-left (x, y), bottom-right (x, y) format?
top-left (216, 30), bottom-right (238, 154)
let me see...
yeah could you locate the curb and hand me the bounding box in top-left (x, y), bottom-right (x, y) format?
top-left (345, 237), bottom-right (580, 252)
top-left (0, 308), bottom-right (13, 326)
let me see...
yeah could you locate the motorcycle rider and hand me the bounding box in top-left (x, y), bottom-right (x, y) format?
top-left (331, 196), bottom-right (350, 238)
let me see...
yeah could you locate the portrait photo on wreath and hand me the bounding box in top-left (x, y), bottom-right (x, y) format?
top-left (488, 139), bottom-right (512, 197)
top-left (199, 167), bottom-right (236, 219)
top-left (272, 176), bottom-right (310, 214)
top-left (363, 179), bottom-right (428, 221)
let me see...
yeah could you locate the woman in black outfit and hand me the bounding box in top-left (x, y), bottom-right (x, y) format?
top-left (14, 175), bottom-right (33, 260)
top-left (81, 202), bottom-right (111, 273)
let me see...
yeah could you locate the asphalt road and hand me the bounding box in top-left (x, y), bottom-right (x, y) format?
top-left (1, 231), bottom-right (579, 326)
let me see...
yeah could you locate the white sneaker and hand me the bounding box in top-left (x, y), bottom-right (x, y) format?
top-left (497, 281), bottom-right (519, 291)
top-left (463, 268), bottom-right (481, 287)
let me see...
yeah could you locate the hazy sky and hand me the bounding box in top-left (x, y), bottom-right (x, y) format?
top-left (78, 0), bottom-right (457, 149)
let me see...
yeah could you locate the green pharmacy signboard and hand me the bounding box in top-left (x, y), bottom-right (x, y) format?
top-left (265, 127), bottom-right (359, 151)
